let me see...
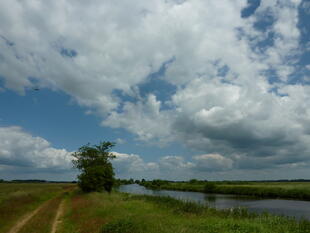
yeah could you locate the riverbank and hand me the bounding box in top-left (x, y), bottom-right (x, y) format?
top-left (140, 180), bottom-right (310, 200)
top-left (59, 190), bottom-right (310, 233)
top-left (1, 183), bottom-right (309, 233)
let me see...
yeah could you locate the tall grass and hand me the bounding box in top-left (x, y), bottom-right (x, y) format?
top-left (129, 195), bottom-right (205, 215)
top-left (59, 191), bottom-right (310, 233)
top-left (101, 218), bottom-right (145, 233)
top-left (0, 183), bottom-right (74, 233)
top-left (210, 185), bottom-right (310, 200)
top-left (58, 190), bottom-right (107, 233)
top-left (2, 184), bottom-right (308, 233)
top-left (18, 196), bottom-right (63, 233)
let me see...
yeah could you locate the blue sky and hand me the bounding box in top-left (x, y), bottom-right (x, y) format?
top-left (0, 87), bottom-right (192, 170)
top-left (1, 0), bottom-right (310, 181)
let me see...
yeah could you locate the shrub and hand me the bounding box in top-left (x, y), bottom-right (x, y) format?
top-left (204, 182), bottom-right (217, 193)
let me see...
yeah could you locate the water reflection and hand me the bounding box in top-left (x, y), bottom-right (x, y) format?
top-left (118, 184), bottom-right (310, 220)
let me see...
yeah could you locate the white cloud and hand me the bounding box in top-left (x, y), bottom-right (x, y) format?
top-left (115, 138), bottom-right (126, 145)
top-left (112, 151), bottom-right (159, 179)
top-left (0, 125), bottom-right (308, 180)
top-left (112, 152), bottom-right (232, 179)
top-left (302, 1), bottom-right (310, 14)
top-left (1, 0), bottom-right (309, 177)
top-left (0, 126), bottom-right (72, 169)
top-left (159, 156), bottom-right (195, 170)
top-left (193, 154), bottom-right (233, 171)
top-left (103, 94), bottom-right (173, 143)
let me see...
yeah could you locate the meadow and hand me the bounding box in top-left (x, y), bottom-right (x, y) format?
top-left (0, 183), bottom-right (74, 233)
top-left (141, 180), bottom-right (310, 200)
top-left (1, 183), bottom-right (310, 233)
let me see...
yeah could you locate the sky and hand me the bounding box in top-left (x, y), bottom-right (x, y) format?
top-left (1, 0), bottom-right (310, 181)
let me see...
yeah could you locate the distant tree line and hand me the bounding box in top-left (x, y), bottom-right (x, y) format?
top-left (0, 179), bottom-right (76, 183)
top-left (12, 179), bottom-right (47, 183)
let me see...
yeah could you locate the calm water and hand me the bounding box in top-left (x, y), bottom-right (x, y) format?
top-left (118, 184), bottom-right (310, 220)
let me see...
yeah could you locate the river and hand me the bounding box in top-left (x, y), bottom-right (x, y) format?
top-left (119, 184), bottom-right (310, 220)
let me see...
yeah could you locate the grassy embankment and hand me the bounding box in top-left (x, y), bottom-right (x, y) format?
top-left (0, 183), bottom-right (74, 233)
top-left (58, 190), bottom-right (310, 233)
top-left (18, 196), bottom-right (63, 233)
top-left (141, 180), bottom-right (310, 200)
top-left (0, 183), bottom-right (309, 233)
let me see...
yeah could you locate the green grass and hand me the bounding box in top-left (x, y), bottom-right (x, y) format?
top-left (210, 183), bottom-right (310, 200)
top-left (18, 196), bottom-right (63, 233)
top-left (1, 183), bottom-right (309, 233)
top-left (58, 191), bottom-right (310, 233)
top-left (142, 181), bottom-right (310, 200)
top-left (0, 183), bottom-right (74, 233)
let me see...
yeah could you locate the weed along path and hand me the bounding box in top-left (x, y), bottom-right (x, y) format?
top-left (7, 190), bottom-right (72, 233)
top-left (51, 198), bottom-right (65, 233)
top-left (7, 200), bottom-right (49, 233)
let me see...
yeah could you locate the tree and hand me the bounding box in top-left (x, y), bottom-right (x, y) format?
top-left (72, 141), bottom-right (115, 192)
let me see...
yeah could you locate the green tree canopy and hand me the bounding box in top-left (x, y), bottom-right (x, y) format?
top-left (72, 141), bottom-right (115, 192)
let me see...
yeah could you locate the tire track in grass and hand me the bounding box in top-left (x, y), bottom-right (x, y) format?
top-left (7, 200), bottom-right (49, 233)
top-left (17, 197), bottom-right (62, 233)
top-left (51, 199), bottom-right (65, 233)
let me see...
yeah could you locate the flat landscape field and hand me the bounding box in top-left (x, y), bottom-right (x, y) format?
top-left (0, 183), bottom-right (74, 233)
top-left (0, 183), bottom-right (310, 233)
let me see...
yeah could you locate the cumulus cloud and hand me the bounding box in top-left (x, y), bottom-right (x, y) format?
top-left (0, 125), bottom-right (308, 180)
top-left (103, 94), bottom-right (173, 143)
top-left (172, 80), bottom-right (310, 168)
top-left (0, 0), bottom-right (310, 177)
top-left (112, 151), bottom-right (159, 179)
top-left (113, 152), bottom-right (207, 180)
top-left (115, 138), bottom-right (126, 145)
top-left (193, 154), bottom-right (233, 172)
top-left (112, 152), bottom-right (231, 179)
top-left (112, 150), bottom-right (310, 180)
top-left (0, 126), bottom-right (72, 170)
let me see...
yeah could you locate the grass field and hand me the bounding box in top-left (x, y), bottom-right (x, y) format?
top-left (1, 183), bottom-right (310, 233)
top-left (0, 184), bottom-right (310, 233)
top-left (59, 190), bottom-right (310, 233)
top-left (0, 183), bottom-right (74, 233)
top-left (141, 181), bottom-right (310, 200)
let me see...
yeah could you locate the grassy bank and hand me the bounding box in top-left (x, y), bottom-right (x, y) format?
top-left (1, 183), bottom-right (309, 233)
top-left (57, 190), bottom-right (310, 233)
top-left (18, 196), bottom-right (63, 233)
top-left (0, 183), bottom-right (74, 233)
top-left (141, 180), bottom-right (310, 200)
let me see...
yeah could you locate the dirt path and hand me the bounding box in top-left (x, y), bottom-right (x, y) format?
top-left (51, 199), bottom-right (65, 233)
top-left (7, 201), bottom-right (48, 233)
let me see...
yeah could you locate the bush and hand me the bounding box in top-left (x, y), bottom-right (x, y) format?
top-left (204, 182), bottom-right (217, 193)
